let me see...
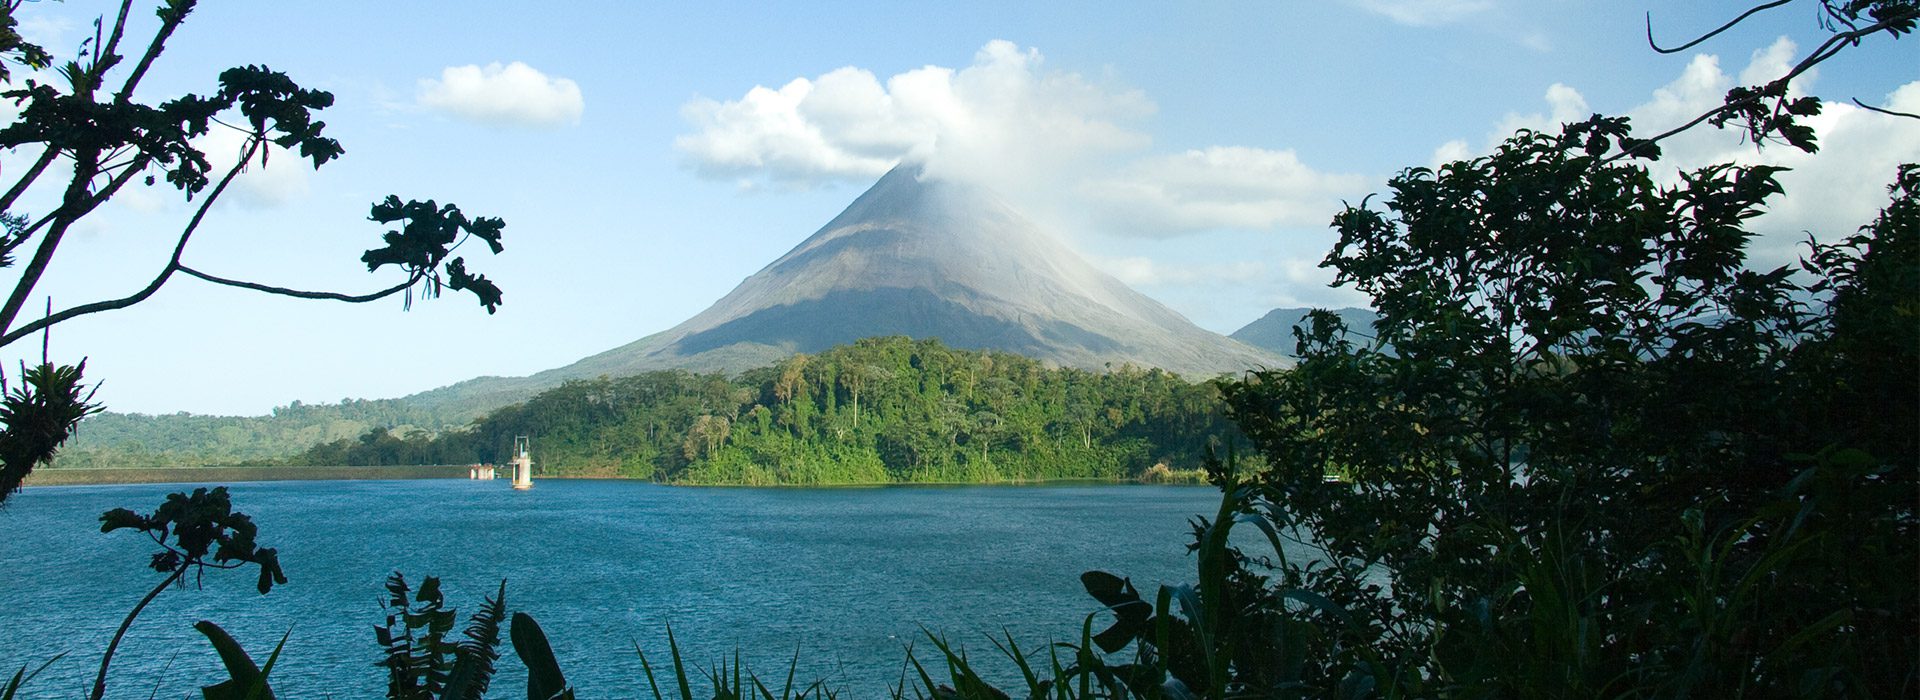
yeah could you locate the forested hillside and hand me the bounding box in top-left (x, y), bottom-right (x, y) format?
top-left (54, 398), bottom-right (473, 468)
top-left (295, 336), bottom-right (1238, 484)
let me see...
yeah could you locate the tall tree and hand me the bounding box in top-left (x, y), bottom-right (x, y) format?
top-left (1220, 122), bottom-right (1916, 695)
top-left (0, 0), bottom-right (507, 500)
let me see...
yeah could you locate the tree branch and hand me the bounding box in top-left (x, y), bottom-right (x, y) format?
top-left (113, 0), bottom-right (187, 105)
top-left (0, 148), bottom-right (57, 215)
top-left (0, 147), bottom-right (101, 338)
top-left (96, 0), bottom-right (135, 69)
top-left (0, 136), bottom-right (254, 347)
top-left (175, 264), bottom-right (422, 303)
top-left (1610, 6), bottom-right (1918, 164)
top-left (1646, 0), bottom-right (1794, 54)
top-left (1852, 97), bottom-right (1920, 120)
top-left (90, 564), bottom-right (184, 700)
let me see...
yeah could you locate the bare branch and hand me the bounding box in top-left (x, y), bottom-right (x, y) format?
top-left (1612, 5), bottom-right (1918, 164)
top-left (0, 149), bottom-right (104, 337)
top-left (175, 265), bottom-right (421, 304)
top-left (1852, 97), bottom-right (1920, 120)
top-left (1646, 0), bottom-right (1794, 54)
top-left (0, 148), bottom-right (57, 215)
top-left (114, 0), bottom-right (188, 105)
top-left (0, 136), bottom-right (255, 346)
top-left (0, 284), bottom-right (157, 349)
top-left (97, 0), bottom-right (134, 70)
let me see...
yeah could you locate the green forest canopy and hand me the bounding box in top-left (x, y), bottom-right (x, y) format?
top-left (290, 336), bottom-right (1240, 485)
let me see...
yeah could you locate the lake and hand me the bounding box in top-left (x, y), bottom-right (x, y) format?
top-left (0, 479), bottom-right (1239, 698)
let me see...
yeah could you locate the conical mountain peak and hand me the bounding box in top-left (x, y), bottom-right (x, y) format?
top-left (553, 165), bottom-right (1282, 380)
top-left (409, 167), bottom-right (1284, 412)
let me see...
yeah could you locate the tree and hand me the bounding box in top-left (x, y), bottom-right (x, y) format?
top-left (1216, 120), bottom-right (1916, 694)
top-left (95, 486), bottom-right (287, 700)
top-left (1192, 6), bottom-right (1920, 693)
top-left (0, 0), bottom-right (507, 500)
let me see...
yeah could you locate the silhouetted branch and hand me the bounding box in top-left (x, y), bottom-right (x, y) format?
top-left (1852, 98), bottom-right (1920, 120)
top-left (112, 0), bottom-right (186, 106)
top-left (175, 265), bottom-right (422, 303)
top-left (1611, 4), bottom-right (1919, 163)
top-left (0, 149), bottom-right (57, 215)
top-left (1646, 0), bottom-right (1793, 54)
top-left (0, 137), bottom-right (255, 347)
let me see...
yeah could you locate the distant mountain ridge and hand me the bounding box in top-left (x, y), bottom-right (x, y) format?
top-left (1230, 307), bottom-right (1380, 357)
top-left (404, 164), bottom-right (1284, 414)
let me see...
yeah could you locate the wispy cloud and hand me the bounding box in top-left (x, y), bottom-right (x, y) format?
top-left (1351, 0), bottom-right (1494, 26)
top-left (1082, 147), bottom-right (1369, 236)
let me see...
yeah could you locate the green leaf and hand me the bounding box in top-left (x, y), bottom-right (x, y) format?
top-left (510, 612), bottom-right (570, 700)
top-left (98, 508), bottom-right (146, 533)
top-left (193, 620), bottom-right (276, 700)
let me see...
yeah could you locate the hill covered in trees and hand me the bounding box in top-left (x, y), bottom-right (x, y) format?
top-left (294, 336), bottom-right (1239, 484)
top-left (54, 398), bottom-right (473, 469)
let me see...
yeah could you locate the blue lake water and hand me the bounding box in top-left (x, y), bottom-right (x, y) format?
top-left (0, 479), bottom-right (1236, 698)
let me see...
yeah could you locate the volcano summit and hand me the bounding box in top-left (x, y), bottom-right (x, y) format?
top-left (557, 165), bottom-right (1278, 376)
top-left (418, 165), bottom-right (1281, 411)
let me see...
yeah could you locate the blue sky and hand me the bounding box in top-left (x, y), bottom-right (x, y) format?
top-left (2, 1), bottom-right (1915, 415)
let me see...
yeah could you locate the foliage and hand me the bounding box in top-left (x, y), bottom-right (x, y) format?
top-left (92, 486), bottom-right (286, 700)
top-left (635, 624), bottom-right (841, 700)
top-left (195, 620), bottom-right (288, 700)
top-left (377, 573), bottom-right (512, 700)
top-left (51, 395), bottom-right (478, 469)
top-left (0, 653), bottom-right (63, 700)
top-left (0, 0), bottom-right (507, 502)
top-left (291, 337), bottom-right (1241, 484)
top-left (1210, 119), bottom-right (1917, 697)
top-left (99, 486), bottom-right (287, 593)
top-left (889, 126), bottom-right (1917, 700)
top-left (1638, 0), bottom-right (1917, 157)
top-left (0, 360), bottom-right (99, 495)
top-left (511, 612), bottom-right (575, 700)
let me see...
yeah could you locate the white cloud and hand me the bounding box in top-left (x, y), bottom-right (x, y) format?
top-left (1428, 82), bottom-right (1589, 167)
top-left (1608, 38), bottom-right (1916, 265)
top-left (1351, 0), bottom-right (1494, 26)
top-left (1428, 139), bottom-right (1472, 169)
top-left (418, 62), bottom-right (584, 128)
top-left (679, 41), bottom-right (1364, 239)
top-left (1082, 147), bottom-right (1370, 236)
top-left (676, 40), bottom-right (1153, 189)
top-left (1433, 36), bottom-right (1920, 269)
top-left (191, 127), bottom-right (312, 208)
top-left (12, 14), bottom-right (75, 52)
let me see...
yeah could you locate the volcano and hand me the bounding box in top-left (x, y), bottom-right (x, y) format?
top-left (414, 164), bottom-right (1282, 412)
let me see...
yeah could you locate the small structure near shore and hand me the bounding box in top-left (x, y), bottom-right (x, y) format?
top-left (468, 464), bottom-right (496, 480)
top-left (510, 436), bottom-right (533, 490)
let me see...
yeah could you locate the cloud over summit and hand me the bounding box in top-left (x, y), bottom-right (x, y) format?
top-left (675, 41), bottom-right (1364, 238)
top-left (675, 40), bottom-right (1153, 188)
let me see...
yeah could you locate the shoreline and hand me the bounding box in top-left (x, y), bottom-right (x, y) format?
top-left (23, 464), bottom-right (473, 486)
top-left (25, 466), bottom-right (1209, 488)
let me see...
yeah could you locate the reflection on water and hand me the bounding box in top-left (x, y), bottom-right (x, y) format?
top-left (0, 479), bottom-right (1229, 697)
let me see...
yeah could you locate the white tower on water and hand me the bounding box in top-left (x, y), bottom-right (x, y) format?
top-left (510, 436), bottom-right (533, 490)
